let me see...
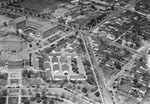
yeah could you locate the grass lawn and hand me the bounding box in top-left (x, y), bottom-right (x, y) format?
top-left (8, 97), bottom-right (19, 104)
top-left (17, 0), bottom-right (72, 13)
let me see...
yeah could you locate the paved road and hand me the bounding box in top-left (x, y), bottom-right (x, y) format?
top-left (107, 43), bottom-right (150, 87)
top-left (80, 1), bottom-right (140, 104)
top-left (80, 34), bottom-right (104, 104)
top-left (87, 0), bottom-right (139, 34)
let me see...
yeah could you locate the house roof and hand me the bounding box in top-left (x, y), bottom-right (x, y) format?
top-left (70, 42), bottom-right (78, 49)
top-left (12, 16), bottom-right (26, 24)
top-left (70, 73), bottom-right (86, 80)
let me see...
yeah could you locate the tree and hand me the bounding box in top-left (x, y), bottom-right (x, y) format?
top-left (49, 100), bottom-right (54, 104)
top-left (36, 98), bottom-right (42, 103)
top-left (94, 91), bottom-right (100, 97)
top-left (24, 99), bottom-right (30, 104)
top-left (42, 100), bottom-right (47, 104)
top-left (30, 97), bottom-right (35, 101)
top-left (82, 87), bottom-right (88, 93)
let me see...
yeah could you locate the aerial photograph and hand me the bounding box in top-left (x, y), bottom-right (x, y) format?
top-left (0, 0), bottom-right (150, 104)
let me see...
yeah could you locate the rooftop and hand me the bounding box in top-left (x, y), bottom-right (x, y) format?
top-left (70, 42), bottom-right (78, 49)
top-left (38, 23), bottom-right (58, 33)
top-left (10, 16), bottom-right (26, 24)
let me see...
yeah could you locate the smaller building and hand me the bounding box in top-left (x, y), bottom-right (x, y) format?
top-left (139, 86), bottom-right (147, 95)
top-left (70, 42), bottom-right (79, 49)
top-left (37, 24), bottom-right (60, 39)
top-left (9, 16), bottom-right (27, 30)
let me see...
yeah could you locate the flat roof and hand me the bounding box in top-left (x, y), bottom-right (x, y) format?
top-left (49, 53), bottom-right (61, 56)
top-left (53, 75), bottom-right (67, 80)
top-left (70, 73), bottom-right (86, 80)
top-left (12, 16), bottom-right (26, 24)
top-left (53, 43), bottom-right (68, 52)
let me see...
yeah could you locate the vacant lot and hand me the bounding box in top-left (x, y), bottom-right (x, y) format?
top-left (17, 0), bottom-right (71, 13)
